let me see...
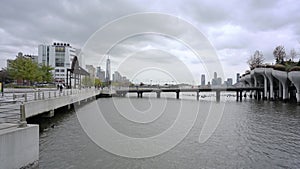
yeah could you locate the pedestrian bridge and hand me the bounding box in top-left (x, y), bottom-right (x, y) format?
top-left (115, 86), bottom-right (263, 101)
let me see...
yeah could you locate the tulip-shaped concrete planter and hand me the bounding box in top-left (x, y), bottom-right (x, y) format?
top-left (288, 71), bottom-right (300, 103)
top-left (264, 68), bottom-right (274, 100)
top-left (272, 69), bottom-right (289, 101)
top-left (254, 68), bottom-right (268, 99)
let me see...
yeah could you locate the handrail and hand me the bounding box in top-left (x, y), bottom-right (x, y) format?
top-left (0, 102), bottom-right (27, 128)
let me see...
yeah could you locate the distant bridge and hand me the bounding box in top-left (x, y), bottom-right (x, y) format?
top-left (115, 86), bottom-right (264, 101)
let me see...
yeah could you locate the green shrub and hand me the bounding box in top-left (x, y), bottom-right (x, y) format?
top-left (289, 66), bottom-right (300, 72)
top-left (273, 64), bottom-right (286, 71)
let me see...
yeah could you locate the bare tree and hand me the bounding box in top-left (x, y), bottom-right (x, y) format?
top-left (273, 45), bottom-right (286, 63)
top-left (290, 48), bottom-right (297, 61)
top-left (247, 50), bottom-right (264, 69)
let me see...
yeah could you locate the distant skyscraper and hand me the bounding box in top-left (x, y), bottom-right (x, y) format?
top-left (201, 74), bottom-right (205, 86)
top-left (236, 73), bottom-right (240, 83)
top-left (86, 65), bottom-right (96, 79)
top-left (106, 55), bottom-right (111, 82)
top-left (227, 78), bottom-right (233, 86)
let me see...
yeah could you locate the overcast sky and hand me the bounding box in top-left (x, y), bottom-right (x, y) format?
top-left (1, 0), bottom-right (300, 84)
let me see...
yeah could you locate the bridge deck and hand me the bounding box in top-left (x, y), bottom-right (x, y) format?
top-left (116, 87), bottom-right (263, 93)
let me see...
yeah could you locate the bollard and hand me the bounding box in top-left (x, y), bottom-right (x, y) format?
top-left (24, 93), bottom-right (27, 102)
top-left (34, 92), bottom-right (37, 100)
top-left (49, 92), bottom-right (51, 98)
top-left (13, 94), bottom-right (16, 100)
top-left (54, 91), bottom-right (56, 98)
top-left (38, 91), bottom-right (41, 100)
top-left (42, 92), bottom-right (45, 100)
top-left (19, 104), bottom-right (27, 127)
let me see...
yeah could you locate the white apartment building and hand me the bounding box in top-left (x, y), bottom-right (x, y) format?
top-left (38, 42), bottom-right (82, 83)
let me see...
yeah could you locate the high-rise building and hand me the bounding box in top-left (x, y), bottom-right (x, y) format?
top-left (236, 73), bottom-right (240, 83)
top-left (86, 65), bottom-right (96, 79)
top-left (212, 72), bottom-right (222, 86)
top-left (38, 42), bottom-right (79, 83)
top-left (214, 72), bottom-right (217, 79)
top-left (106, 55), bottom-right (111, 83)
top-left (227, 78), bottom-right (233, 86)
top-left (96, 66), bottom-right (105, 82)
top-left (113, 71), bottom-right (122, 82)
top-left (201, 74), bottom-right (205, 86)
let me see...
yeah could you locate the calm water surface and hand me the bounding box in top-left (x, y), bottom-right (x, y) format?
top-left (32, 94), bottom-right (300, 169)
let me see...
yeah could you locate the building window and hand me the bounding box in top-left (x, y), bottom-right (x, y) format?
top-left (60, 69), bottom-right (65, 72)
top-left (55, 69), bottom-right (59, 72)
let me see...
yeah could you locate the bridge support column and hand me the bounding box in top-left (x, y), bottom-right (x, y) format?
top-left (236, 91), bottom-right (239, 101)
top-left (263, 75), bottom-right (268, 100)
top-left (268, 78), bottom-right (274, 100)
top-left (137, 92), bottom-right (143, 98)
top-left (196, 91), bottom-right (199, 101)
top-left (279, 84), bottom-right (282, 100)
top-left (176, 91), bottom-right (180, 99)
top-left (258, 91), bottom-right (262, 100)
top-left (43, 109), bottom-right (54, 118)
top-left (282, 82), bottom-right (289, 102)
top-left (239, 91), bottom-right (243, 101)
top-left (216, 91), bottom-right (220, 102)
top-left (253, 76), bottom-right (257, 99)
top-left (156, 92), bottom-right (161, 98)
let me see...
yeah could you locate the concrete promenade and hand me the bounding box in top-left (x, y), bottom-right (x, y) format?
top-left (0, 88), bottom-right (102, 169)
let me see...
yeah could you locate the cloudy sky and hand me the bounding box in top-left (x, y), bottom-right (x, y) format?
top-left (1, 0), bottom-right (300, 84)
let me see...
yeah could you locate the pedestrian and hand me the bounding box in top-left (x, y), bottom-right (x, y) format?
top-left (59, 84), bottom-right (63, 93)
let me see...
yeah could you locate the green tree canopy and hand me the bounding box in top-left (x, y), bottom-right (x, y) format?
top-left (38, 64), bottom-right (54, 82)
top-left (94, 78), bottom-right (101, 86)
top-left (82, 76), bottom-right (93, 87)
top-left (7, 57), bottom-right (54, 85)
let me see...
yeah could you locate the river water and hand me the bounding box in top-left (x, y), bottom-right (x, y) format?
top-left (32, 93), bottom-right (300, 169)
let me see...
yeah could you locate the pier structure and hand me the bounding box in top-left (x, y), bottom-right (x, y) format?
top-left (240, 67), bottom-right (300, 103)
top-left (116, 86), bottom-right (263, 102)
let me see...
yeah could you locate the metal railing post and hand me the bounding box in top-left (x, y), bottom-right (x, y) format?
top-left (24, 93), bottom-right (27, 102)
top-left (49, 92), bottom-right (51, 98)
top-left (19, 103), bottom-right (27, 127)
top-left (42, 92), bottom-right (45, 100)
top-left (34, 92), bottom-right (37, 100)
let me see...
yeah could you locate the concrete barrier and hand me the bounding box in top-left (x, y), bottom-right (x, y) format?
top-left (0, 124), bottom-right (39, 169)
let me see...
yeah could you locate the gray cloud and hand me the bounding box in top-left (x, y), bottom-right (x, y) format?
top-left (0, 0), bottom-right (300, 83)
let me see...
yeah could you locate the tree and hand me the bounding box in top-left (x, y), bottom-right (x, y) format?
top-left (38, 64), bottom-right (54, 83)
top-left (247, 50), bottom-right (264, 69)
top-left (94, 78), bottom-right (101, 87)
top-left (273, 45), bottom-right (286, 64)
top-left (82, 76), bottom-right (93, 87)
top-left (7, 57), bottom-right (39, 85)
top-left (290, 48), bottom-right (297, 62)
